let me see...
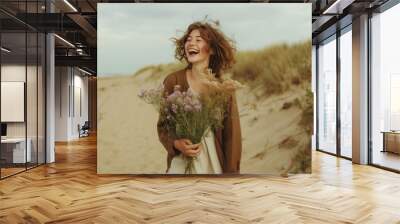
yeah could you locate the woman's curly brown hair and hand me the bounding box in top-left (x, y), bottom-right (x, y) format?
top-left (173, 21), bottom-right (236, 78)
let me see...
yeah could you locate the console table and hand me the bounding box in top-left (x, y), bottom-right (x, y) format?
top-left (1, 138), bottom-right (32, 164)
top-left (381, 131), bottom-right (400, 154)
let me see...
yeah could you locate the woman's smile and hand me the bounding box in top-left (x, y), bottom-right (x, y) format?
top-left (184, 29), bottom-right (211, 64)
top-left (187, 48), bottom-right (200, 57)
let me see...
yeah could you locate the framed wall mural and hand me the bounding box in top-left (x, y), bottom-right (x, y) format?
top-left (97, 3), bottom-right (312, 175)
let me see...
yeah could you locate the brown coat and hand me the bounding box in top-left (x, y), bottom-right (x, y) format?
top-left (157, 69), bottom-right (242, 174)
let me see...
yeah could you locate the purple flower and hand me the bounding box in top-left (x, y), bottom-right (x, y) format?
top-left (175, 91), bottom-right (183, 97)
top-left (171, 104), bottom-right (178, 113)
top-left (167, 93), bottom-right (177, 102)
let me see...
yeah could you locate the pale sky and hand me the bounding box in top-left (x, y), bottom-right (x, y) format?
top-left (98, 3), bottom-right (311, 76)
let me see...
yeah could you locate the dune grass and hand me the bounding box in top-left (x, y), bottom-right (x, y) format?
top-left (133, 62), bottom-right (186, 83)
top-left (231, 40), bottom-right (311, 97)
top-left (133, 40), bottom-right (312, 96)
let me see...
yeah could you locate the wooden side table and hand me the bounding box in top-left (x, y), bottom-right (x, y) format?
top-left (381, 131), bottom-right (400, 154)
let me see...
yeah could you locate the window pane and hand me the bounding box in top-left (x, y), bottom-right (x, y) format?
top-left (371, 4), bottom-right (400, 171)
top-left (312, 45), bottom-right (317, 151)
top-left (340, 29), bottom-right (352, 158)
top-left (1, 31), bottom-right (27, 177)
top-left (27, 31), bottom-right (38, 169)
top-left (318, 36), bottom-right (337, 154)
top-left (38, 32), bottom-right (46, 165)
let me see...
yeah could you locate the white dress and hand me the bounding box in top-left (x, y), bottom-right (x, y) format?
top-left (167, 128), bottom-right (222, 174)
top-left (167, 88), bottom-right (222, 174)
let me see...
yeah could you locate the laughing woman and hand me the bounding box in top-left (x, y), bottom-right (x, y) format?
top-left (157, 21), bottom-right (242, 174)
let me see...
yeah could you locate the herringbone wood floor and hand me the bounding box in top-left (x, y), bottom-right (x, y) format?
top-left (1, 134), bottom-right (400, 224)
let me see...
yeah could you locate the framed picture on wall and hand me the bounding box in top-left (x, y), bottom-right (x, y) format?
top-left (97, 3), bottom-right (312, 175)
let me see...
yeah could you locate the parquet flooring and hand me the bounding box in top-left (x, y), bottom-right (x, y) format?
top-left (1, 167), bottom-right (26, 178)
top-left (1, 134), bottom-right (400, 223)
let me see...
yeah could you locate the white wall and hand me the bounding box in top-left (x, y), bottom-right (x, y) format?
top-left (72, 73), bottom-right (89, 138)
top-left (55, 67), bottom-right (89, 141)
top-left (1, 65), bottom-right (37, 137)
top-left (55, 67), bottom-right (70, 141)
top-left (1, 65), bottom-right (27, 142)
top-left (1, 64), bottom-right (26, 81)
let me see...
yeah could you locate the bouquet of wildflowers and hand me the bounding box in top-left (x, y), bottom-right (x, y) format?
top-left (138, 70), bottom-right (243, 174)
top-left (163, 85), bottom-right (212, 144)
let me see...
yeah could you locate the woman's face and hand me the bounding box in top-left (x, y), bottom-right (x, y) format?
top-left (184, 29), bottom-right (212, 65)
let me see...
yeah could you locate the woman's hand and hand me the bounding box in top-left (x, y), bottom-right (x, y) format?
top-left (173, 139), bottom-right (202, 157)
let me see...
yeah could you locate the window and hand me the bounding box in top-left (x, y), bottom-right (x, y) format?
top-left (317, 35), bottom-right (337, 154)
top-left (370, 3), bottom-right (400, 171)
top-left (339, 27), bottom-right (352, 158)
top-left (0, 2), bottom-right (46, 179)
